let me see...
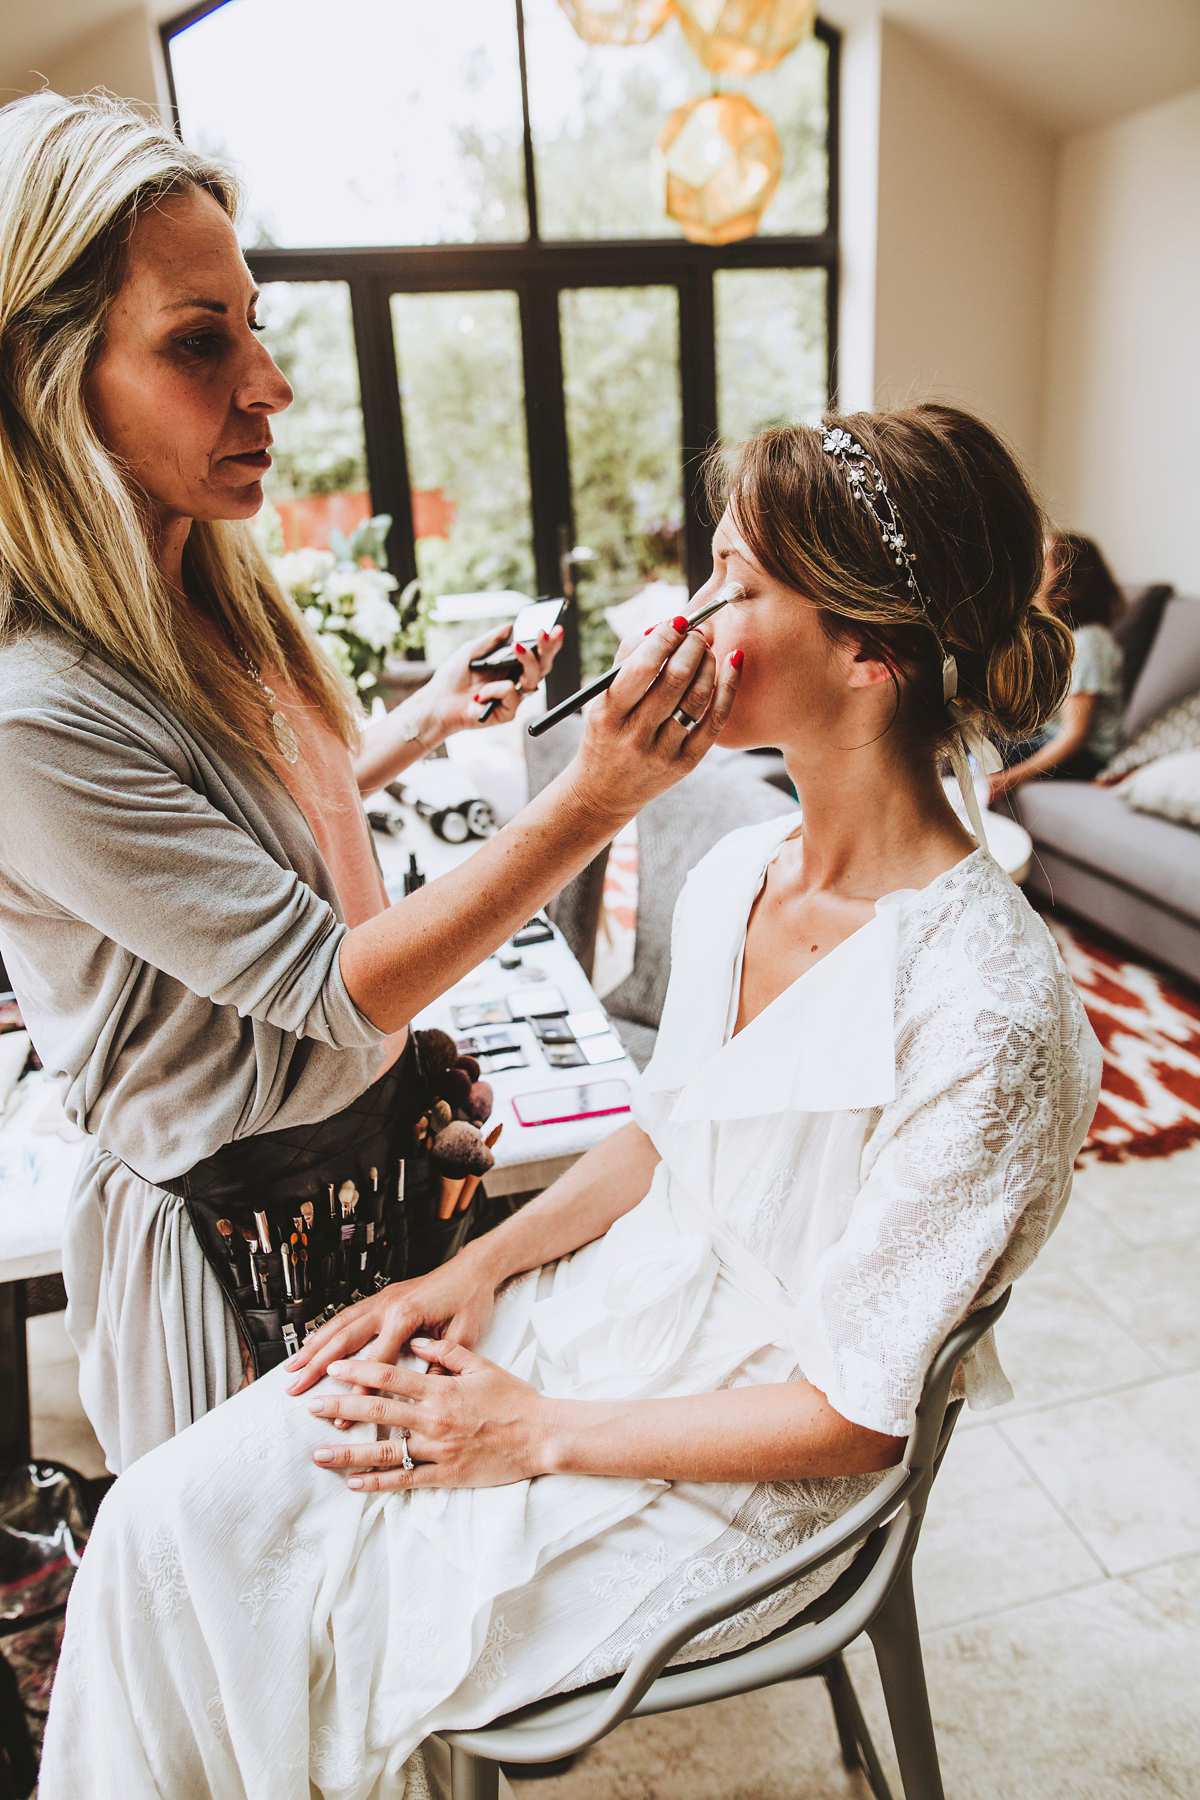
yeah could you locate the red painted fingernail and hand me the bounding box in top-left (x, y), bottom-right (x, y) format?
top-left (731, 649), bottom-right (744, 670)
top-left (644, 625), bottom-right (655, 635)
top-left (672, 615), bottom-right (688, 633)
top-left (472, 691), bottom-right (481, 702)
top-left (515, 643), bottom-right (528, 654)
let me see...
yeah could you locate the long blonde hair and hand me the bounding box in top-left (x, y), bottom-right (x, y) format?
top-left (0, 90), bottom-right (360, 765)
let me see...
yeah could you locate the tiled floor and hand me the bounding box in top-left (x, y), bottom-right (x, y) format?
top-left (27, 1145), bottom-right (1200, 1797)
top-left (507, 1146), bottom-right (1200, 1800)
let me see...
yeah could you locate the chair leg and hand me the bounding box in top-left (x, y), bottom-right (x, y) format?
top-left (820, 1657), bottom-right (895, 1800)
top-left (451, 1746), bottom-right (500, 1800)
top-left (866, 1561), bottom-right (945, 1800)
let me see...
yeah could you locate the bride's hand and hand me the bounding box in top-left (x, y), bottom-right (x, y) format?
top-left (307, 1338), bottom-right (551, 1491)
top-left (283, 1253), bottom-right (498, 1396)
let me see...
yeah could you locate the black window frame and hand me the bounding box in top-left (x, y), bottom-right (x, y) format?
top-left (162, 0), bottom-right (840, 700)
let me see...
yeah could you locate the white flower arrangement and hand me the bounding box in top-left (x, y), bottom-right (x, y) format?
top-left (270, 515), bottom-right (412, 696)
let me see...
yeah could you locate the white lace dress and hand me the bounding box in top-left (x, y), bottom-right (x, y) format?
top-left (39, 821), bottom-right (1100, 1800)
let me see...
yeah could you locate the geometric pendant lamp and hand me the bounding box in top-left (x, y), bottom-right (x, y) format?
top-left (657, 92), bottom-right (783, 245)
top-left (674, 0), bottom-right (817, 75)
top-left (556, 0), bottom-right (673, 44)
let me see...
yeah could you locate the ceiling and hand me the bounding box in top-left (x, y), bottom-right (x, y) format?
top-left (3, 0), bottom-right (1200, 139)
top-left (824, 0), bottom-right (1200, 135)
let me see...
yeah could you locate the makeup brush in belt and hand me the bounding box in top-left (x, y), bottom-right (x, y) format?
top-left (526, 582), bottom-right (744, 739)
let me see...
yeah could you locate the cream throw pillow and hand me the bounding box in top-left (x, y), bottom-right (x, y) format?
top-left (1116, 749), bottom-right (1200, 828)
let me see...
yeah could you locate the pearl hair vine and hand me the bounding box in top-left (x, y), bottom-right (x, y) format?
top-left (820, 427), bottom-right (959, 707)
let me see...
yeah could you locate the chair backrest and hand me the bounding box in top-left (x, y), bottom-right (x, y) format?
top-left (447, 1289), bottom-right (1011, 1767)
top-left (604, 757), bottom-right (797, 1032)
top-left (523, 715), bottom-right (610, 978)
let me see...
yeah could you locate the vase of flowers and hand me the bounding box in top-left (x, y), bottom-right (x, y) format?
top-left (270, 514), bottom-right (420, 702)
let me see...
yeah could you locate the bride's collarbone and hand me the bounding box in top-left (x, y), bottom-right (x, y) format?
top-left (734, 885), bottom-right (876, 1035)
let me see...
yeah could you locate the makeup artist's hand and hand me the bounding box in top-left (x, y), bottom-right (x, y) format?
top-left (308, 1338), bottom-right (551, 1490)
top-left (284, 1253), bottom-right (497, 1397)
top-left (424, 621), bottom-right (564, 734)
top-left (567, 616), bottom-right (742, 823)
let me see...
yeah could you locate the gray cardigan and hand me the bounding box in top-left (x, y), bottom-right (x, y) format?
top-left (0, 629), bottom-right (386, 1183)
top-left (0, 629), bottom-right (389, 1469)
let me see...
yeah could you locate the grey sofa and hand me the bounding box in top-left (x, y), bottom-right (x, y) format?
top-left (1013, 587), bottom-right (1200, 984)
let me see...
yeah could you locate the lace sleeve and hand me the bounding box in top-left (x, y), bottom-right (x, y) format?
top-left (788, 891), bottom-right (1099, 1437)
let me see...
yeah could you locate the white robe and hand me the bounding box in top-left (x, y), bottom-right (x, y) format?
top-left (39, 821), bottom-right (1101, 1800)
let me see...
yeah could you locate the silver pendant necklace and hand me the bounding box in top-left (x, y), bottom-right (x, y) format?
top-left (237, 644), bottom-right (299, 764)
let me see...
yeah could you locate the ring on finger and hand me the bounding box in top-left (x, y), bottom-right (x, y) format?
top-left (671, 706), bottom-right (699, 733)
top-left (397, 1427), bottom-right (415, 1472)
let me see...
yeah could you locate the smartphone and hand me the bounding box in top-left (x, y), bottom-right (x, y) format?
top-left (468, 599), bottom-right (567, 682)
top-left (512, 1080), bottom-right (631, 1126)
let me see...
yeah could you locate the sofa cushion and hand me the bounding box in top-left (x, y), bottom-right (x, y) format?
top-left (1113, 584), bottom-right (1173, 702)
top-left (1013, 780), bottom-right (1200, 925)
top-left (1104, 689), bottom-right (1200, 780)
top-left (1117, 750), bottom-right (1200, 829)
top-left (1124, 595), bottom-right (1200, 740)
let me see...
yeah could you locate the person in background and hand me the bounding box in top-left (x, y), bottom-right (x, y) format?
top-left (988, 530), bottom-right (1124, 802)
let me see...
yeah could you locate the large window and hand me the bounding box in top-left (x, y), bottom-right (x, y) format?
top-left (164, 0), bottom-right (839, 687)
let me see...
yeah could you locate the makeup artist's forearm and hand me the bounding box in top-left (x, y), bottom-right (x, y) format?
top-left (464, 1123), bottom-right (659, 1286)
top-left (339, 770), bottom-right (624, 1030)
top-left (541, 1384), bottom-right (904, 1484)
top-left (352, 692), bottom-right (441, 795)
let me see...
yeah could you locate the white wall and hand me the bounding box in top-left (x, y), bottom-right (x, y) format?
top-left (869, 20), bottom-right (1056, 472)
top-left (1041, 84), bottom-right (1200, 593)
top-left (2, 5), bottom-right (167, 118)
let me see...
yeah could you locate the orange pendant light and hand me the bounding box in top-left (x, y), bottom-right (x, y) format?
top-left (556, 0), bottom-right (673, 45)
top-left (657, 92), bottom-right (782, 245)
top-left (674, 0), bottom-right (817, 75)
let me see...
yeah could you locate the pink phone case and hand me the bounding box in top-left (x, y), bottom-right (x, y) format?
top-left (511, 1080), bottom-right (632, 1127)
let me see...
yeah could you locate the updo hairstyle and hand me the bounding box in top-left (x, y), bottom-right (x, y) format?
top-left (708, 403), bottom-right (1074, 747)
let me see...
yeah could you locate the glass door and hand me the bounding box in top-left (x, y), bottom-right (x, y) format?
top-left (559, 286), bottom-right (685, 675)
top-left (390, 291), bottom-right (536, 602)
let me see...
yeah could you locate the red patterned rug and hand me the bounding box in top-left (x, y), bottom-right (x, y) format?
top-left (1046, 915), bottom-right (1200, 1163)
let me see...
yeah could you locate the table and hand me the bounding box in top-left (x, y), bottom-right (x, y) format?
top-left (372, 808), bottom-right (641, 1197)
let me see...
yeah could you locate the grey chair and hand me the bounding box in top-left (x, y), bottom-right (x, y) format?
top-left (604, 758), bottom-right (797, 1068)
top-left (444, 1287), bottom-right (1010, 1800)
top-left (523, 715), bottom-right (611, 981)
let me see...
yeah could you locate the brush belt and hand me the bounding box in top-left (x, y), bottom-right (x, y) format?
top-left (156, 1044), bottom-right (426, 1377)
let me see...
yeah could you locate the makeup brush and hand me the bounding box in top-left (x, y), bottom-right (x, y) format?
top-left (241, 1225), bottom-right (263, 1302)
top-left (527, 582), bottom-right (744, 739)
top-left (215, 1218), bottom-right (241, 1281)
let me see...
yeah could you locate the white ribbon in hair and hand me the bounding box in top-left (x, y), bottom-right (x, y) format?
top-left (942, 655), bottom-right (996, 856)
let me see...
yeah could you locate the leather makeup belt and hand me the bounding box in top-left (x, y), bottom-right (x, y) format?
top-left (155, 1044), bottom-right (426, 1377)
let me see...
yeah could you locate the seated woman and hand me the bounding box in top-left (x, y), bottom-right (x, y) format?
top-left (41, 406), bottom-right (1101, 1800)
top-left (989, 529), bottom-right (1125, 802)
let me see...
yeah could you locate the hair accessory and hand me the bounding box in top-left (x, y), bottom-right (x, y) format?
top-left (822, 425), bottom-right (993, 855)
top-left (821, 425), bottom-right (961, 709)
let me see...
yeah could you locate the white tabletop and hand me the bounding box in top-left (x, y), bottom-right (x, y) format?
top-left (373, 814), bottom-right (641, 1197)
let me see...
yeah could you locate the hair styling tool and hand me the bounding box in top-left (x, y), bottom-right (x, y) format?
top-left (527, 582), bottom-right (744, 739)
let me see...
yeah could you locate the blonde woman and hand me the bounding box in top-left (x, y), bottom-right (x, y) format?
top-left (0, 92), bottom-right (739, 1472)
top-left (43, 403), bottom-right (1099, 1798)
